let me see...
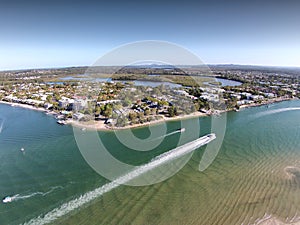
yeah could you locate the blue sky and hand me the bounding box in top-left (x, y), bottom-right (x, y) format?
top-left (0, 0), bottom-right (299, 70)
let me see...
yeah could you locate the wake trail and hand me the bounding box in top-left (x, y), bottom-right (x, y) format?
top-left (149, 130), bottom-right (181, 141)
top-left (8, 186), bottom-right (63, 203)
top-left (253, 107), bottom-right (300, 119)
top-left (0, 118), bottom-right (4, 133)
top-left (22, 134), bottom-right (215, 225)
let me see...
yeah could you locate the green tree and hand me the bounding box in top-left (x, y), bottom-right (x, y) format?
top-left (95, 106), bottom-right (101, 115)
top-left (103, 105), bottom-right (112, 118)
top-left (116, 115), bottom-right (128, 127)
top-left (46, 95), bottom-right (52, 103)
top-left (129, 112), bottom-right (138, 121)
top-left (168, 106), bottom-right (178, 117)
top-left (123, 98), bottom-right (132, 107)
top-left (54, 92), bottom-right (61, 101)
top-left (52, 102), bottom-right (59, 110)
top-left (144, 108), bottom-right (150, 116)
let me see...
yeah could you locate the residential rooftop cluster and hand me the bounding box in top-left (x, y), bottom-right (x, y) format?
top-left (0, 65), bottom-right (299, 128)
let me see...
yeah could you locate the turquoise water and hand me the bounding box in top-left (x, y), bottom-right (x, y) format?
top-left (0, 100), bottom-right (300, 224)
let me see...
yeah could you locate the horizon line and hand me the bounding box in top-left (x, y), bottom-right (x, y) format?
top-left (1, 63), bottom-right (300, 73)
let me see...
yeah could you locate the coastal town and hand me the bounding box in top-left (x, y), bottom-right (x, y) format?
top-left (0, 65), bottom-right (299, 129)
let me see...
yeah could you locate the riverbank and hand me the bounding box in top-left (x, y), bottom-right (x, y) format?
top-left (68, 111), bottom-right (207, 131)
top-left (69, 97), bottom-right (297, 131)
top-left (0, 100), bottom-right (207, 131)
top-left (239, 97), bottom-right (295, 110)
top-left (0, 101), bottom-right (47, 112)
top-left (1, 97), bottom-right (297, 131)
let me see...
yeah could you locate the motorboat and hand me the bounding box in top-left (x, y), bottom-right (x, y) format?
top-left (2, 196), bottom-right (12, 203)
top-left (178, 128), bottom-right (185, 133)
top-left (57, 120), bottom-right (67, 125)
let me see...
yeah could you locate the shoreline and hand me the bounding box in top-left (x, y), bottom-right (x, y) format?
top-left (68, 111), bottom-right (207, 131)
top-left (238, 97), bottom-right (295, 110)
top-left (69, 97), bottom-right (296, 131)
top-left (0, 97), bottom-right (297, 131)
top-left (0, 101), bottom-right (48, 112)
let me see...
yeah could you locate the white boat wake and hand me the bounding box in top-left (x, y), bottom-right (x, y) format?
top-left (0, 117), bottom-right (4, 133)
top-left (22, 134), bottom-right (215, 225)
top-left (149, 129), bottom-right (183, 141)
top-left (254, 107), bottom-right (300, 119)
top-left (3, 186), bottom-right (63, 204)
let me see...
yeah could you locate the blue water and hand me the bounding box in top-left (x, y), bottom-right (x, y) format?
top-left (215, 77), bottom-right (242, 86)
top-left (203, 77), bottom-right (242, 87)
top-left (0, 100), bottom-right (299, 224)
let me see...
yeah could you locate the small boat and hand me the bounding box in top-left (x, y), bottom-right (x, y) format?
top-left (56, 115), bottom-right (65, 120)
top-left (20, 147), bottom-right (25, 152)
top-left (178, 128), bottom-right (185, 133)
top-left (2, 196), bottom-right (12, 203)
top-left (57, 120), bottom-right (67, 125)
top-left (81, 128), bottom-right (86, 131)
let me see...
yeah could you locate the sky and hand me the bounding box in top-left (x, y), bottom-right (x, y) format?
top-left (0, 0), bottom-right (299, 70)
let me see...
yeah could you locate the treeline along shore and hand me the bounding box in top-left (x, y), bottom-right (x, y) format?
top-left (0, 65), bottom-right (299, 130)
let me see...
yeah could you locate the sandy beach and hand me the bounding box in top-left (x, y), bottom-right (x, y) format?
top-left (68, 111), bottom-right (207, 131)
top-left (69, 97), bottom-right (297, 131)
top-left (1, 97), bottom-right (297, 131)
top-left (0, 101), bottom-right (47, 112)
top-left (239, 97), bottom-right (295, 110)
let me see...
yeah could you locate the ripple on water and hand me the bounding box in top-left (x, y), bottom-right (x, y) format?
top-left (284, 166), bottom-right (300, 184)
top-left (256, 214), bottom-right (300, 225)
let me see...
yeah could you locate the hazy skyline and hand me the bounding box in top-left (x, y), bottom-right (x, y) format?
top-left (0, 0), bottom-right (300, 70)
